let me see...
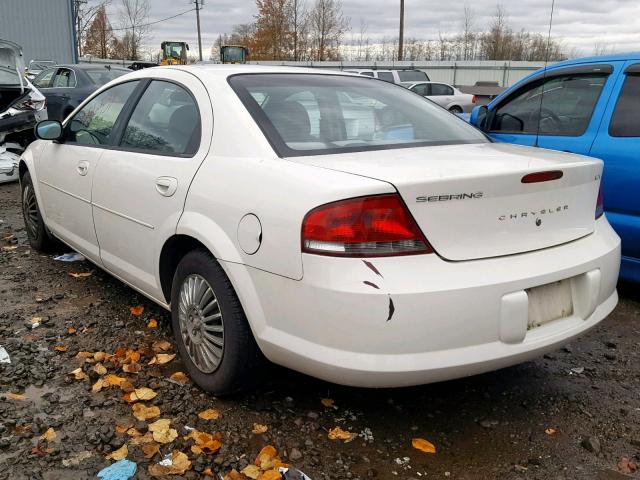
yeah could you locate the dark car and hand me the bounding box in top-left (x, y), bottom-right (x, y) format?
top-left (32, 64), bottom-right (130, 121)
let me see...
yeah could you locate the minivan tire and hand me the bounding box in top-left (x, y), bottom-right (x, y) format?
top-left (170, 248), bottom-right (262, 395)
top-left (21, 171), bottom-right (61, 252)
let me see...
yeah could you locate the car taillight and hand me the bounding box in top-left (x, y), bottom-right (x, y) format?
top-left (302, 194), bottom-right (432, 257)
top-left (472, 95), bottom-right (477, 104)
top-left (595, 185), bottom-right (604, 219)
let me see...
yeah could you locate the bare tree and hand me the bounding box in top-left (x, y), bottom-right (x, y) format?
top-left (308, 0), bottom-right (350, 60)
top-left (118, 0), bottom-right (151, 60)
top-left (73, 0), bottom-right (112, 57)
top-left (461, 5), bottom-right (475, 60)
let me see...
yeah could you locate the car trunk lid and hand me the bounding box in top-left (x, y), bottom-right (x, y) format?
top-left (0, 40), bottom-right (28, 112)
top-left (293, 142), bottom-right (602, 261)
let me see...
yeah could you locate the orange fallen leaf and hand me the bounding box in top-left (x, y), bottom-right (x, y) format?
top-left (143, 442), bottom-right (161, 459)
top-left (148, 419), bottom-right (178, 444)
top-left (203, 467), bottom-right (215, 477)
top-left (69, 272), bottom-right (91, 278)
top-left (169, 371), bottom-right (188, 384)
top-left (129, 432), bottom-right (155, 445)
top-left (252, 423), bottom-right (268, 435)
top-left (328, 427), bottom-right (354, 442)
top-left (122, 362), bottom-right (142, 373)
top-left (69, 368), bottom-right (88, 381)
top-left (149, 353), bottom-right (176, 366)
top-left (92, 378), bottom-right (105, 393)
top-left (7, 393), bottom-right (27, 401)
top-left (94, 363), bottom-right (107, 376)
top-left (148, 450), bottom-right (191, 476)
top-left (104, 374), bottom-right (127, 387)
top-left (54, 345), bottom-right (67, 352)
top-left (40, 428), bottom-right (57, 442)
top-left (412, 437), bottom-right (436, 454)
top-left (152, 340), bottom-right (172, 352)
top-left (254, 445), bottom-right (287, 470)
top-left (115, 421), bottom-right (134, 434)
top-left (94, 351), bottom-right (107, 362)
top-left (68, 327), bottom-right (77, 334)
top-left (132, 387), bottom-right (157, 401)
top-left (545, 428), bottom-right (557, 436)
top-left (259, 470), bottom-right (283, 480)
top-left (321, 398), bottom-right (335, 408)
top-left (76, 351), bottom-right (93, 359)
top-left (132, 403), bottom-right (161, 421)
top-left (126, 428), bottom-right (143, 438)
top-left (105, 444), bottom-right (128, 461)
top-left (224, 470), bottom-right (245, 480)
top-left (185, 430), bottom-right (222, 454)
top-left (130, 305), bottom-right (144, 316)
top-left (198, 409), bottom-right (220, 421)
top-left (242, 464), bottom-right (261, 479)
top-left (147, 319), bottom-right (158, 329)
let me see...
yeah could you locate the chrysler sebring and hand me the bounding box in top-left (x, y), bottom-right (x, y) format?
top-left (19, 66), bottom-right (620, 394)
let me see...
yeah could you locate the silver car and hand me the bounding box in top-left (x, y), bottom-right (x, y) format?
top-left (403, 81), bottom-right (476, 114)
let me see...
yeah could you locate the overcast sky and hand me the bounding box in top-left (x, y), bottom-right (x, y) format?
top-left (106, 0), bottom-right (640, 58)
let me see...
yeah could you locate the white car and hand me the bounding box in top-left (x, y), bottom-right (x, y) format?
top-left (20, 65), bottom-right (620, 394)
top-left (403, 81), bottom-right (477, 113)
top-left (344, 68), bottom-right (429, 84)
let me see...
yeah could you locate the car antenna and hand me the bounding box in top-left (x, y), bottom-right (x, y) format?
top-left (535, 0), bottom-right (556, 148)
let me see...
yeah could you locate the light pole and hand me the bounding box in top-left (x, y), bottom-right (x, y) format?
top-left (398, 0), bottom-right (404, 61)
top-left (195, 0), bottom-right (203, 61)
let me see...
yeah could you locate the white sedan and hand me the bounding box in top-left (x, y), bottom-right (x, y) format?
top-left (20, 65), bottom-right (620, 394)
top-left (403, 81), bottom-right (477, 113)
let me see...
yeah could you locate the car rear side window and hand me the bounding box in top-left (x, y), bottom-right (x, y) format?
top-left (67, 81), bottom-right (139, 146)
top-left (398, 70), bottom-right (428, 82)
top-left (411, 84), bottom-right (429, 96)
top-left (609, 73), bottom-right (640, 137)
top-left (491, 73), bottom-right (608, 136)
top-left (52, 68), bottom-right (76, 88)
top-left (430, 84), bottom-right (454, 96)
top-left (121, 80), bottom-right (201, 155)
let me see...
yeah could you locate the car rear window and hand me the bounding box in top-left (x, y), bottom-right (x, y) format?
top-left (86, 69), bottom-right (128, 86)
top-left (398, 70), bottom-right (429, 82)
top-left (229, 73), bottom-right (487, 157)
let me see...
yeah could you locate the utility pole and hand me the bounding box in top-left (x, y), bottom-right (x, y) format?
top-left (195, 0), bottom-right (203, 62)
top-left (398, 0), bottom-right (404, 61)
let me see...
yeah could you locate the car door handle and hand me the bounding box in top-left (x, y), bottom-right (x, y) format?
top-left (76, 161), bottom-right (89, 176)
top-left (155, 176), bottom-right (178, 197)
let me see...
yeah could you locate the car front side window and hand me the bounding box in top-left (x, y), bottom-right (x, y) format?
top-left (490, 72), bottom-right (608, 136)
top-left (67, 81), bottom-right (139, 146)
top-left (120, 80), bottom-right (201, 155)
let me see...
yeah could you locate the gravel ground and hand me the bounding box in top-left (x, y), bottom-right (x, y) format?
top-left (1, 180), bottom-right (639, 480)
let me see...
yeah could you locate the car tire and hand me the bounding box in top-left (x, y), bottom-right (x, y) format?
top-left (449, 106), bottom-right (463, 114)
top-left (21, 171), bottom-right (60, 252)
top-left (170, 248), bottom-right (262, 394)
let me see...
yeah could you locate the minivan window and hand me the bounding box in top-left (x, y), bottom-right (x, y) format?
top-left (229, 74), bottom-right (487, 157)
top-left (67, 81), bottom-right (139, 146)
top-left (490, 73), bottom-right (608, 136)
top-left (121, 80), bottom-right (200, 155)
top-left (609, 74), bottom-right (640, 137)
top-left (377, 71), bottom-right (395, 83)
top-left (398, 70), bottom-right (428, 82)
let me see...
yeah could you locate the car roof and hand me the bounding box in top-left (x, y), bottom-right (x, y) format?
top-left (55, 64), bottom-right (130, 71)
top-left (550, 51), bottom-right (640, 68)
top-left (150, 64), bottom-right (360, 78)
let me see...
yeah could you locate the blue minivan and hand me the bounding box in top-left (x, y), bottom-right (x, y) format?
top-left (470, 53), bottom-right (640, 282)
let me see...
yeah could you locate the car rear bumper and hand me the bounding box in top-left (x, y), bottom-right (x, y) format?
top-left (224, 217), bottom-right (621, 387)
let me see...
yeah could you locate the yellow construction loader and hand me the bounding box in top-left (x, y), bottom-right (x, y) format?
top-left (160, 41), bottom-right (189, 65)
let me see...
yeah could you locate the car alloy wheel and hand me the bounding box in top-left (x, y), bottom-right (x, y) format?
top-left (177, 274), bottom-right (225, 373)
top-left (22, 183), bottom-right (40, 239)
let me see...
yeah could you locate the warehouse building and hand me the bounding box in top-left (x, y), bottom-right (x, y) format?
top-left (0, 0), bottom-right (77, 65)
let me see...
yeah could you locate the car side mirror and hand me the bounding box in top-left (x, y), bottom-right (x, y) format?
top-left (35, 120), bottom-right (63, 141)
top-left (471, 105), bottom-right (489, 131)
